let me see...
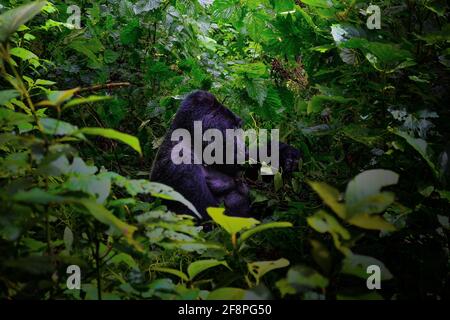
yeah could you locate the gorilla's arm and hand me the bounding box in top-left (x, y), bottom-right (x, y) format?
top-left (205, 167), bottom-right (236, 195)
top-left (248, 142), bottom-right (301, 175)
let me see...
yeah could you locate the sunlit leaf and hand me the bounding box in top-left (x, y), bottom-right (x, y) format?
top-left (308, 181), bottom-right (346, 219)
top-left (248, 258), bottom-right (290, 285)
top-left (207, 207), bottom-right (260, 235)
top-left (345, 169), bottom-right (399, 210)
top-left (187, 259), bottom-right (230, 280)
top-left (240, 221), bottom-right (292, 243)
top-left (63, 96), bottom-right (111, 109)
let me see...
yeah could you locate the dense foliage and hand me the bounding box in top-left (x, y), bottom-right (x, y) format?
top-left (0, 0), bottom-right (449, 300)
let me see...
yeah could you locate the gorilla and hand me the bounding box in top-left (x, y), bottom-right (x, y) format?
top-left (150, 90), bottom-right (300, 220)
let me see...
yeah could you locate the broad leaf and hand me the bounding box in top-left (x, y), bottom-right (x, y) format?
top-left (240, 221), bottom-right (292, 243)
top-left (286, 265), bottom-right (329, 289)
top-left (151, 267), bottom-right (189, 282)
top-left (342, 253), bottom-right (393, 280)
top-left (79, 127), bottom-right (142, 155)
top-left (308, 181), bottom-right (346, 219)
top-left (345, 169), bottom-right (399, 210)
top-left (248, 258), bottom-right (290, 285)
top-left (187, 259), bottom-right (230, 280)
top-left (207, 207), bottom-right (260, 235)
top-left (0, 1), bottom-right (46, 42)
top-left (77, 199), bottom-right (138, 247)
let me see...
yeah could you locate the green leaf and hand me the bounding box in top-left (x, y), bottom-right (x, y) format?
top-left (211, 0), bottom-right (240, 21)
top-left (274, 0), bottom-right (295, 13)
top-left (120, 18), bottom-right (140, 45)
top-left (13, 188), bottom-right (65, 204)
top-left (240, 221), bottom-right (292, 243)
top-left (133, 0), bottom-right (164, 14)
top-left (63, 226), bottom-right (74, 252)
top-left (41, 118), bottom-right (80, 136)
top-left (35, 79), bottom-right (56, 86)
top-left (286, 265), bottom-right (329, 289)
top-left (347, 213), bottom-right (396, 232)
top-left (69, 42), bottom-right (102, 69)
top-left (151, 267), bottom-right (189, 282)
top-left (307, 210), bottom-right (350, 253)
top-left (0, 108), bottom-right (32, 130)
top-left (207, 207), bottom-right (260, 235)
top-left (390, 128), bottom-right (438, 177)
top-left (77, 199), bottom-right (138, 246)
top-left (187, 259), bottom-right (230, 280)
top-left (308, 181), bottom-right (346, 219)
top-left (424, 1), bottom-right (446, 17)
top-left (301, 0), bottom-right (333, 9)
top-left (307, 95), bottom-right (352, 114)
top-left (0, 1), bottom-right (46, 42)
top-left (103, 49), bottom-right (120, 64)
top-left (345, 169), bottom-right (399, 210)
top-left (0, 90), bottom-right (19, 106)
top-left (248, 258), bottom-right (290, 285)
top-left (109, 175), bottom-right (202, 219)
top-left (207, 287), bottom-right (246, 300)
top-left (233, 62), bottom-right (269, 78)
top-left (342, 253), bottom-right (393, 280)
top-left (243, 10), bottom-right (268, 42)
top-left (37, 88), bottom-right (80, 107)
top-left (78, 127), bottom-right (142, 155)
top-left (64, 174), bottom-right (111, 204)
top-left (10, 47), bottom-right (38, 61)
top-left (246, 78), bottom-right (267, 106)
top-left (63, 96), bottom-right (112, 109)
top-left (347, 193), bottom-right (396, 217)
top-left (275, 278), bottom-right (296, 297)
top-left (274, 171), bottom-right (283, 191)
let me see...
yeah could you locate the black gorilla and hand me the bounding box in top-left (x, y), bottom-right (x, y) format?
top-left (150, 90), bottom-right (300, 220)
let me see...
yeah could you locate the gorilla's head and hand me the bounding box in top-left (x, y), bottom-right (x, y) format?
top-left (171, 90), bottom-right (245, 170)
top-left (172, 90), bottom-right (242, 134)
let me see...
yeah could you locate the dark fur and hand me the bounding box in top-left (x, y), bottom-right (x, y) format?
top-left (150, 90), bottom-right (300, 220)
